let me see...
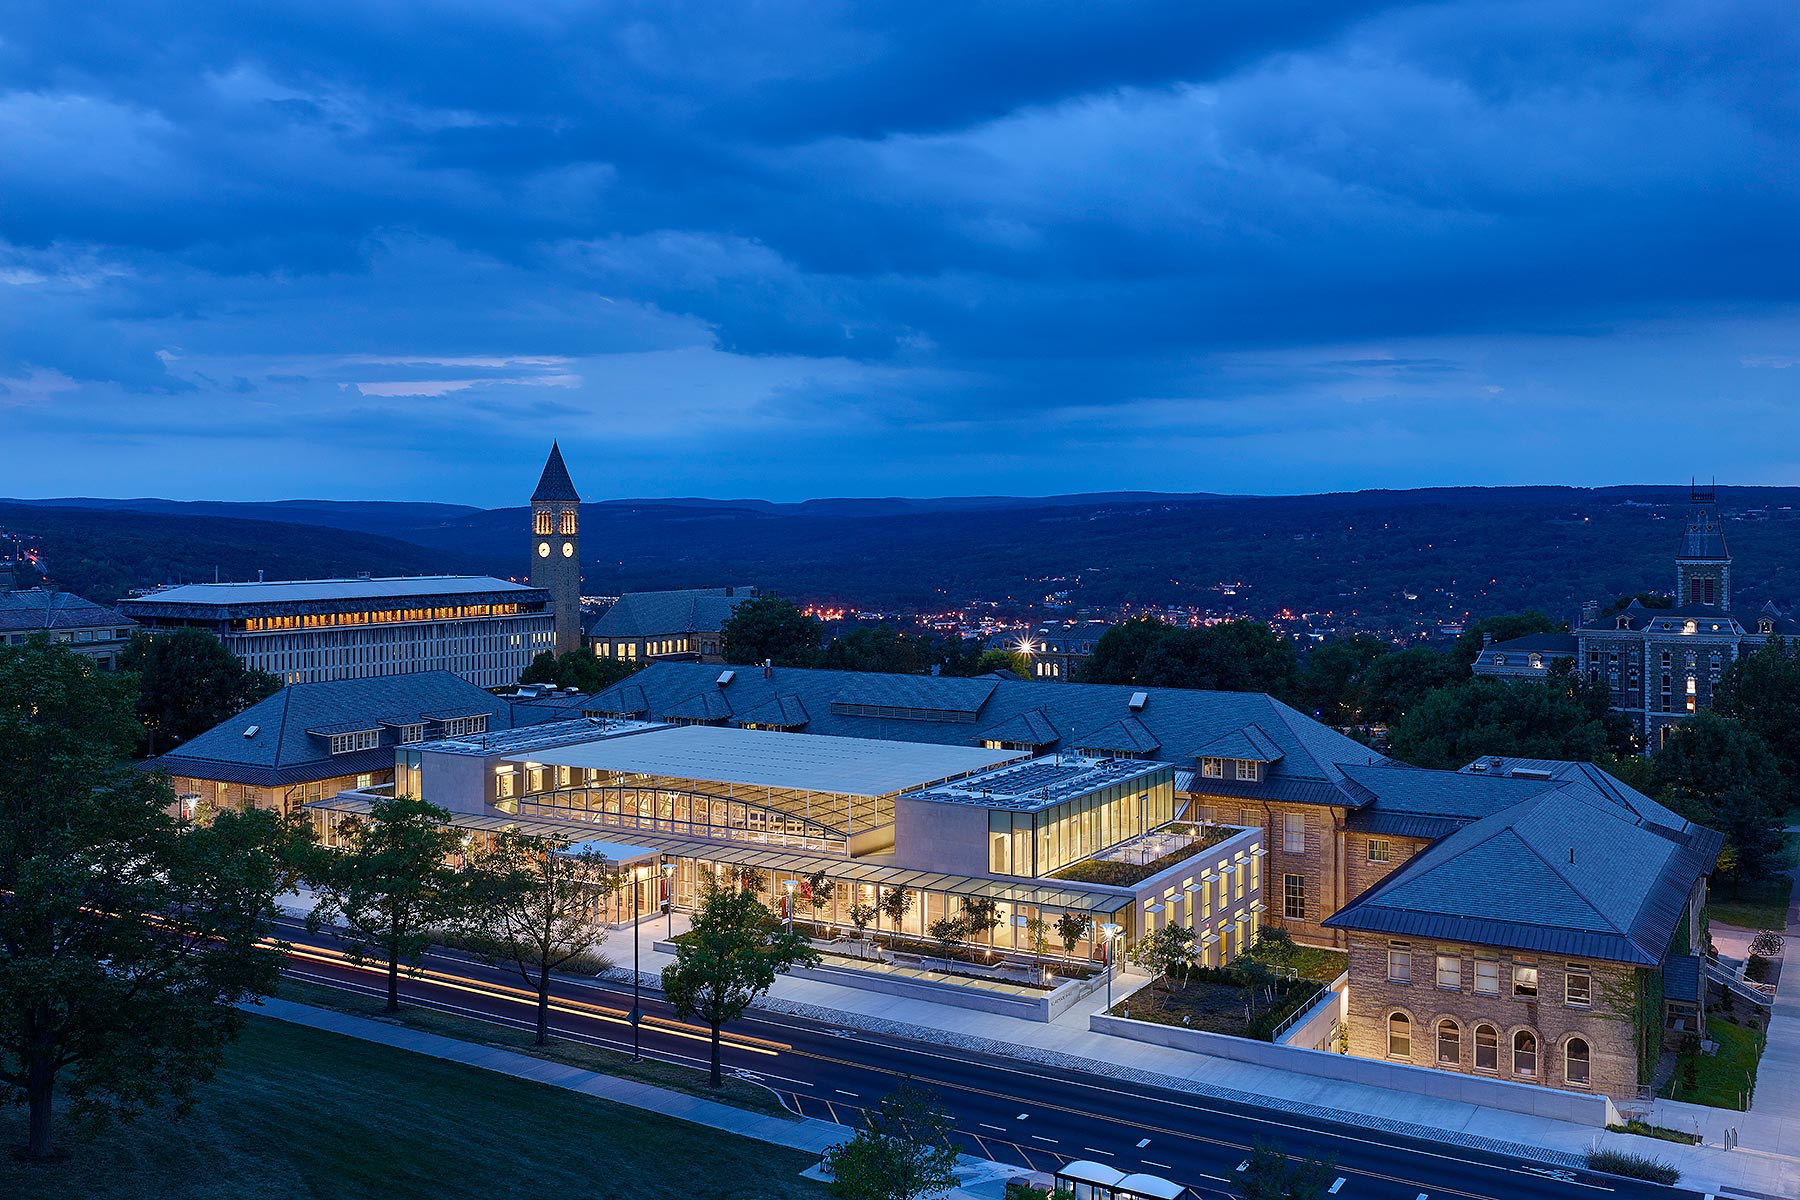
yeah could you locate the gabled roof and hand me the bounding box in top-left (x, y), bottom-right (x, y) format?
top-left (531, 441), bottom-right (580, 503)
top-left (1481, 633), bottom-right (1579, 655)
top-left (658, 689), bottom-right (734, 722)
top-left (1070, 716), bottom-right (1160, 755)
top-left (976, 707), bottom-right (1061, 747)
top-left (733, 694), bottom-right (810, 729)
top-left (543, 661), bottom-right (1388, 806)
top-left (1191, 724), bottom-right (1284, 763)
top-left (584, 587), bottom-right (753, 639)
top-left (1324, 787), bottom-right (1721, 965)
top-left (1678, 502), bottom-right (1730, 561)
top-left (149, 671), bottom-right (547, 787)
top-left (0, 589), bottom-right (135, 634)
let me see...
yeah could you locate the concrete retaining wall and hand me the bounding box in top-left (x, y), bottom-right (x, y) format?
top-left (1274, 973), bottom-right (1347, 1051)
top-left (654, 940), bottom-right (1090, 1022)
top-left (1090, 1012), bottom-right (1621, 1126)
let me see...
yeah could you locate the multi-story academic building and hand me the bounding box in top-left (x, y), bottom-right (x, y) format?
top-left (0, 588), bottom-right (136, 670)
top-left (585, 586), bottom-right (757, 664)
top-left (120, 575), bottom-right (556, 688)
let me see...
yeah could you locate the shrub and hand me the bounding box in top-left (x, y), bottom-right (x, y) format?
top-left (1745, 954), bottom-right (1773, 983)
top-left (1585, 1147), bottom-right (1680, 1185)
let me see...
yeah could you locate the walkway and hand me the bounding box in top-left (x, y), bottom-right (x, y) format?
top-left (595, 912), bottom-right (1800, 1198)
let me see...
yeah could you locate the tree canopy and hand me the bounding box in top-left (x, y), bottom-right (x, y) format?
top-left (719, 594), bottom-right (824, 667)
top-left (520, 648), bottom-right (643, 693)
top-left (1714, 636), bottom-right (1800, 813)
top-left (1077, 617), bottom-right (1299, 699)
top-left (820, 625), bottom-right (932, 675)
top-left (1453, 611), bottom-right (1565, 665)
top-left (0, 638), bottom-right (295, 1158)
top-left (823, 1083), bottom-right (962, 1200)
top-left (122, 626), bottom-right (281, 755)
top-left (1295, 634), bottom-right (1391, 725)
top-left (1653, 711), bottom-right (1787, 881)
top-left (306, 794), bottom-right (470, 1013)
top-left (1359, 646), bottom-right (1466, 724)
top-left (660, 876), bottom-right (818, 1087)
top-left (1386, 674), bottom-right (1633, 770)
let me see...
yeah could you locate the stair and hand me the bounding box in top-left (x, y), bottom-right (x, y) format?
top-left (1704, 957), bottom-right (1775, 1008)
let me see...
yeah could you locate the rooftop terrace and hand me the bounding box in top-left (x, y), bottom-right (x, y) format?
top-left (913, 754), bottom-right (1173, 812)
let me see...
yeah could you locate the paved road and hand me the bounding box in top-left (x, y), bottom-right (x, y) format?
top-left (275, 919), bottom-right (1697, 1200)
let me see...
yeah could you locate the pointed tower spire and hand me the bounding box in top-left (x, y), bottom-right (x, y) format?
top-left (531, 441), bottom-right (580, 503)
top-left (1675, 482), bottom-right (1730, 608)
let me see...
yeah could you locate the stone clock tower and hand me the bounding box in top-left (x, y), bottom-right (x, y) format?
top-left (529, 441), bottom-right (583, 655)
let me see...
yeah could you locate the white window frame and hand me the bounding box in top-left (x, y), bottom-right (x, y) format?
top-left (1368, 839), bottom-right (1390, 863)
top-left (1283, 812), bottom-right (1305, 854)
top-left (1201, 757), bottom-right (1224, 778)
top-left (1235, 759), bottom-right (1260, 782)
top-left (1435, 953), bottom-right (1461, 991)
top-left (1474, 956), bottom-right (1499, 996)
top-left (1512, 963), bottom-right (1539, 999)
top-left (1565, 966), bottom-right (1592, 1008)
top-left (1387, 946), bottom-right (1412, 984)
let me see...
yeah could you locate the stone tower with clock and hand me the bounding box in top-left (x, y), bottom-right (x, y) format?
top-left (529, 442), bottom-right (583, 656)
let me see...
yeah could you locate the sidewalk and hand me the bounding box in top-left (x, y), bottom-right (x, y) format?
top-left (588, 912), bottom-right (1800, 1198)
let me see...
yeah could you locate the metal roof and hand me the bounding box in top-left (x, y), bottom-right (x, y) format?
top-left (584, 587), bottom-right (752, 639)
top-left (1191, 723), bottom-right (1285, 762)
top-left (513, 724), bottom-right (1025, 798)
top-left (0, 589), bottom-right (135, 634)
top-left (123, 575), bottom-right (540, 608)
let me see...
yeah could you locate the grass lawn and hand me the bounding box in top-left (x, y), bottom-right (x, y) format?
top-left (1707, 834), bottom-right (1799, 931)
top-left (1660, 1018), bottom-right (1766, 1110)
top-left (275, 976), bottom-right (790, 1118)
top-left (0, 1015), bottom-right (827, 1200)
top-left (1114, 974), bottom-right (1322, 1040)
top-left (1240, 943), bottom-right (1348, 983)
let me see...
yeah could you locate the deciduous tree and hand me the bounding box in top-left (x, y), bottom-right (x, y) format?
top-left (720, 594), bottom-right (824, 667)
top-left (823, 1082), bottom-right (962, 1200)
top-left (661, 878), bottom-right (818, 1087)
top-left (0, 639), bottom-right (295, 1159)
top-left (1653, 711), bottom-right (1787, 882)
top-left (306, 794), bottom-right (470, 1013)
top-left (123, 626), bottom-right (281, 755)
top-left (464, 832), bottom-right (618, 1045)
top-left (1387, 675), bottom-right (1632, 769)
top-left (1238, 1140), bottom-right (1336, 1200)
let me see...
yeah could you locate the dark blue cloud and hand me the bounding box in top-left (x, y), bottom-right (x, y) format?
top-left (1, 0), bottom-right (1797, 502)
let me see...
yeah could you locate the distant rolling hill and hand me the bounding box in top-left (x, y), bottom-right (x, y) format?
top-left (0, 504), bottom-right (482, 605)
top-left (8, 486), bottom-right (1800, 632)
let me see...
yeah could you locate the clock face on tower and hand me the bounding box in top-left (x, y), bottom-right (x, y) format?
top-left (537, 541), bottom-right (550, 558)
top-left (561, 541), bottom-right (574, 558)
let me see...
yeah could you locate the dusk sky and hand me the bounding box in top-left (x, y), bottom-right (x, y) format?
top-left (2, 1), bottom-right (1796, 506)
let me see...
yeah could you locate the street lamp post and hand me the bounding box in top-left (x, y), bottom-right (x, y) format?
top-left (661, 860), bottom-right (675, 939)
top-left (1099, 922), bottom-right (1123, 1013)
top-left (782, 879), bottom-right (799, 934)
top-left (630, 864), bottom-right (643, 1062)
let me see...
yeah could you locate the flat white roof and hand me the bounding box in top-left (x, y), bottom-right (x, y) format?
top-left (514, 724), bottom-right (1024, 797)
top-left (127, 575), bottom-right (538, 605)
top-left (561, 839), bottom-right (660, 863)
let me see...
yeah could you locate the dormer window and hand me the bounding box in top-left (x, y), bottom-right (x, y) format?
top-left (1528, 653), bottom-right (1542, 669)
top-left (1235, 759), bottom-right (1261, 782)
top-left (1616, 616), bottom-right (1631, 629)
top-left (439, 715), bottom-right (488, 738)
top-left (1761, 619), bottom-right (1774, 635)
top-left (1492, 654), bottom-right (1507, 666)
top-left (328, 729), bottom-right (380, 755)
top-left (398, 723), bottom-right (426, 744)
top-left (1683, 620), bottom-right (1697, 634)
top-left (1201, 757), bottom-right (1224, 778)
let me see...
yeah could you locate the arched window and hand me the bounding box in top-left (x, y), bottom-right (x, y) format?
top-left (1387, 1012), bottom-right (1411, 1059)
top-left (1513, 1030), bottom-right (1538, 1078)
top-left (534, 510), bottom-right (553, 536)
top-left (1436, 1020), bottom-right (1461, 1066)
top-left (1565, 1038), bottom-right (1591, 1086)
top-left (559, 509), bottom-right (577, 535)
top-left (1474, 1024), bottom-right (1498, 1071)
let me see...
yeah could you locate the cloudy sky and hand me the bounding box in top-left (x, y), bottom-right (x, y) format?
top-left (2, 1), bottom-right (1796, 505)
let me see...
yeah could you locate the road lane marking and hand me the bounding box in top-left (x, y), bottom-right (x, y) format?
top-left (1031, 1135), bottom-right (1058, 1144)
top-left (1136, 1137), bottom-right (1151, 1148)
top-left (836, 1089), bottom-right (858, 1097)
top-left (1143, 1160), bottom-right (1173, 1170)
top-left (1329, 1180), bottom-right (1345, 1194)
top-left (980, 1123), bottom-right (1008, 1132)
top-left (1083, 1148), bottom-right (1115, 1157)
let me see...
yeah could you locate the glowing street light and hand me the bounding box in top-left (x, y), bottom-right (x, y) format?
top-left (1099, 922), bottom-right (1123, 1012)
top-left (661, 860), bottom-right (676, 938)
top-left (781, 878), bottom-right (799, 933)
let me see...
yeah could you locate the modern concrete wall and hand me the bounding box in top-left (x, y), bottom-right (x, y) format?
top-left (422, 750), bottom-right (491, 815)
top-left (891, 796), bottom-right (989, 875)
top-left (1274, 973), bottom-right (1348, 1052)
top-left (1090, 1012), bottom-right (1620, 1126)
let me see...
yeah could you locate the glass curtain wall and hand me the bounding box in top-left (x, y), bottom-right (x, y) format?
top-left (986, 772), bottom-right (1175, 878)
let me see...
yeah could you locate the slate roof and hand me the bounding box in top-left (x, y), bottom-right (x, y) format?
top-left (148, 672), bottom-right (555, 787)
top-left (579, 661), bottom-right (1387, 804)
top-left (0, 589), bottom-right (135, 634)
top-left (1070, 716), bottom-right (1160, 755)
top-left (1678, 503), bottom-right (1730, 560)
top-left (976, 707), bottom-right (1061, 746)
top-left (1324, 785), bottom-right (1721, 965)
top-left (1480, 634), bottom-right (1579, 655)
top-left (1664, 954), bottom-right (1702, 1004)
top-left (584, 587), bottom-right (753, 639)
top-left (1191, 724), bottom-right (1284, 763)
top-left (733, 694), bottom-right (810, 728)
top-left (531, 441), bottom-right (580, 503)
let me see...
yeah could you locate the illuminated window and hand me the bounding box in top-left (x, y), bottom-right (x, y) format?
top-left (1437, 1020), bottom-right (1461, 1065)
top-left (1387, 1012), bottom-right (1411, 1059)
top-left (1565, 1038), bottom-right (1591, 1086)
top-left (1512, 963), bottom-right (1539, 998)
top-left (534, 511), bottom-right (553, 535)
top-left (1474, 1024), bottom-right (1498, 1071)
top-left (559, 509), bottom-right (577, 535)
top-left (1201, 757), bottom-right (1224, 778)
top-left (1513, 1030), bottom-right (1538, 1077)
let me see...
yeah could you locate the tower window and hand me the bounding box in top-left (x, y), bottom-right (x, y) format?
top-left (534, 511), bottom-right (553, 536)
top-left (560, 509), bottom-right (577, 535)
